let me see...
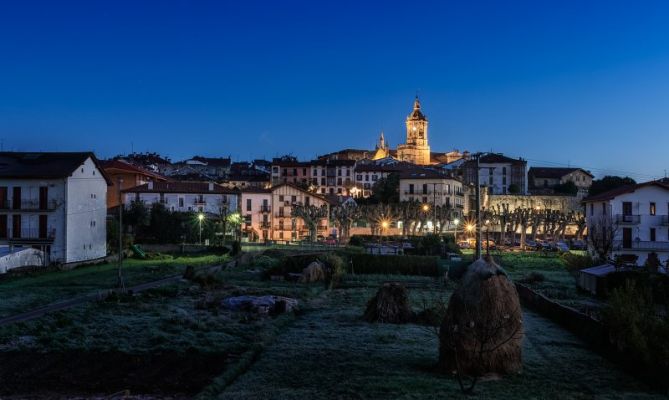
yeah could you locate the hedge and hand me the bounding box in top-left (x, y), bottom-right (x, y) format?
top-left (349, 254), bottom-right (439, 276)
top-left (265, 252), bottom-right (440, 278)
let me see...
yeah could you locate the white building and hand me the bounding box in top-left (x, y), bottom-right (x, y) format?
top-left (0, 152), bottom-right (110, 266)
top-left (309, 159), bottom-right (356, 195)
top-left (123, 181), bottom-right (239, 216)
top-left (583, 181), bottom-right (669, 266)
top-left (399, 169), bottom-right (465, 229)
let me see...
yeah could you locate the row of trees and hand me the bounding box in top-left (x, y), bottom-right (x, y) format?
top-left (114, 201), bottom-right (241, 245)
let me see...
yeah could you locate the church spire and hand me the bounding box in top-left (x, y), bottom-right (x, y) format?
top-left (413, 96), bottom-right (421, 110)
top-left (376, 130), bottom-right (386, 150)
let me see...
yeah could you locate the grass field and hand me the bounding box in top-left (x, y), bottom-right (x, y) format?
top-left (0, 249), bottom-right (658, 398)
top-left (0, 253), bottom-right (229, 317)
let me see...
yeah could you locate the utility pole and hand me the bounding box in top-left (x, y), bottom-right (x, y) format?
top-left (474, 153), bottom-right (482, 259)
top-left (433, 182), bottom-right (437, 234)
top-left (117, 178), bottom-right (125, 291)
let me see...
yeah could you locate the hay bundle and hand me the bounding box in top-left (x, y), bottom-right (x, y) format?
top-left (299, 261), bottom-right (326, 283)
top-left (439, 256), bottom-right (523, 376)
top-left (363, 283), bottom-right (413, 324)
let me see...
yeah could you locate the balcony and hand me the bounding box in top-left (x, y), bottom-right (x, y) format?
top-left (3, 228), bottom-right (56, 242)
top-left (260, 222), bottom-right (271, 229)
top-left (0, 199), bottom-right (59, 211)
top-left (613, 240), bottom-right (669, 251)
top-left (615, 214), bottom-right (640, 225)
top-left (193, 199), bottom-right (207, 205)
top-left (261, 205), bottom-right (271, 213)
top-left (661, 215), bottom-right (669, 226)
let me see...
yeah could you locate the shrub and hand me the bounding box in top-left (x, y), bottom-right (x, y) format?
top-left (519, 272), bottom-right (545, 284)
top-left (320, 253), bottom-right (346, 289)
top-left (349, 254), bottom-right (439, 276)
top-left (348, 236), bottom-right (364, 247)
top-left (252, 255), bottom-right (278, 269)
top-left (560, 252), bottom-right (594, 274)
top-left (602, 281), bottom-right (669, 379)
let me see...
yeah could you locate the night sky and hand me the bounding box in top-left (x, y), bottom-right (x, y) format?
top-left (1, 0), bottom-right (669, 180)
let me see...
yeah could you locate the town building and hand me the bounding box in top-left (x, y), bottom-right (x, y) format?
top-left (240, 188), bottom-right (272, 242)
top-left (397, 97), bottom-right (431, 165)
top-left (461, 153), bottom-right (528, 195)
top-left (102, 159), bottom-right (168, 209)
top-left (309, 159), bottom-right (356, 195)
top-left (167, 156), bottom-right (231, 180)
top-left (271, 183), bottom-right (332, 242)
top-left (583, 181), bottom-right (669, 266)
top-left (123, 181), bottom-right (239, 216)
top-left (398, 168), bottom-right (465, 220)
top-left (0, 152), bottom-right (111, 265)
top-left (271, 156), bottom-right (311, 187)
top-left (353, 158), bottom-right (414, 198)
top-left (317, 149), bottom-right (372, 161)
top-left (528, 167), bottom-right (594, 198)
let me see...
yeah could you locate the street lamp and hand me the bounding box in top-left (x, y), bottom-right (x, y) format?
top-left (198, 213), bottom-right (205, 245)
top-left (453, 218), bottom-right (460, 242)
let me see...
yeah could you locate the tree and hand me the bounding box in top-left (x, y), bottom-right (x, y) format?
top-left (588, 216), bottom-right (618, 263)
top-left (589, 176), bottom-right (636, 197)
top-left (553, 180), bottom-right (578, 196)
top-left (291, 204), bottom-right (329, 242)
top-left (123, 200), bottom-right (149, 234)
top-left (508, 184), bottom-right (521, 194)
top-left (331, 202), bottom-right (361, 243)
top-left (372, 173), bottom-right (400, 204)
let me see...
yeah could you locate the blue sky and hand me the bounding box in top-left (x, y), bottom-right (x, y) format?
top-left (1, 0), bottom-right (668, 179)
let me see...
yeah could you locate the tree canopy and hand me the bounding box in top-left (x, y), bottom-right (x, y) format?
top-left (371, 173), bottom-right (400, 204)
top-left (588, 176), bottom-right (636, 197)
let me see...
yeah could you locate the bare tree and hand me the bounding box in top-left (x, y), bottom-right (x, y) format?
top-left (587, 216), bottom-right (618, 262)
top-left (330, 202), bottom-right (361, 243)
top-left (291, 204), bottom-right (329, 242)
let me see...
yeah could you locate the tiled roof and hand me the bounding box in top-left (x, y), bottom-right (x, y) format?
top-left (123, 181), bottom-right (238, 194)
top-left (189, 156), bottom-right (231, 167)
top-left (582, 181), bottom-right (669, 202)
top-left (399, 167), bottom-right (459, 181)
top-left (0, 152), bottom-right (112, 185)
top-left (102, 159), bottom-right (168, 181)
top-left (529, 167), bottom-right (593, 179)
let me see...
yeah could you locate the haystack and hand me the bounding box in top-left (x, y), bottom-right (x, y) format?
top-left (439, 256), bottom-right (523, 376)
top-left (363, 283), bottom-right (413, 324)
top-left (299, 261), bottom-right (326, 283)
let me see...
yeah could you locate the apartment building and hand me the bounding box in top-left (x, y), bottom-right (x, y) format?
top-left (123, 181), bottom-right (239, 215)
top-left (240, 188), bottom-right (272, 242)
top-left (271, 184), bottom-right (331, 242)
top-left (0, 152), bottom-right (110, 265)
top-left (583, 181), bottom-right (669, 266)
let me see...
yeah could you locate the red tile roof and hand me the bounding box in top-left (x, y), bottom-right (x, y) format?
top-left (582, 181), bottom-right (669, 202)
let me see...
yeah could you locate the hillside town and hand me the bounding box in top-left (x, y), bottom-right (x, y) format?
top-left (1, 97), bottom-right (665, 271)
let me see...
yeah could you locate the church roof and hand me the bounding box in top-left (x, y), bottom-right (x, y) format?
top-left (407, 97), bottom-right (427, 121)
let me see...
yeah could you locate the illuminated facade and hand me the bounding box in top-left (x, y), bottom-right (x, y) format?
top-left (397, 97), bottom-right (431, 165)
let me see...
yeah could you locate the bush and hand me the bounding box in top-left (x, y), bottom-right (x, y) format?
top-left (519, 272), bottom-right (546, 284)
top-left (252, 255), bottom-right (278, 269)
top-left (349, 254), bottom-right (439, 276)
top-left (320, 253), bottom-right (346, 289)
top-left (348, 236), bottom-right (364, 247)
top-left (604, 271), bottom-right (669, 304)
top-left (560, 252), bottom-right (594, 274)
top-left (602, 281), bottom-right (669, 380)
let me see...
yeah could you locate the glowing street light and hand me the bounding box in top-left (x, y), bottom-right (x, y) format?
top-left (422, 204), bottom-right (430, 212)
top-left (198, 213), bottom-right (205, 245)
top-left (453, 218), bottom-right (460, 242)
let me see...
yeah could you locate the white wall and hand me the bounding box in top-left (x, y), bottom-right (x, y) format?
top-left (65, 157), bottom-right (108, 263)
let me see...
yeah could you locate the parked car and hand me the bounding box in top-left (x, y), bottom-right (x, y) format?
top-left (556, 241), bottom-right (570, 252)
top-left (458, 241), bottom-right (471, 249)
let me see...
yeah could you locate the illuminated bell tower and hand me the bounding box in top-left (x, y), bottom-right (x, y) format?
top-left (397, 96), bottom-right (431, 165)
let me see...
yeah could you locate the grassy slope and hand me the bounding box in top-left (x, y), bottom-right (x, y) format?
top-left (0, 254), bottom-right (228, 317)
top-left (216, 283), bottom-right (661, 400)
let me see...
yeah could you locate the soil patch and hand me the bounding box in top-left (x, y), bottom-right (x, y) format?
top-left (0, 350), bottom-right (229, 397)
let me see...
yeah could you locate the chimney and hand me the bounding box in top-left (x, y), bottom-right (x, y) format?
top-left (208, 182), bottom-right (214, 191)
top-left (148, 181), bottom-right (154, 190)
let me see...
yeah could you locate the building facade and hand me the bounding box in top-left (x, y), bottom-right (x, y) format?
top-left (309, 159), bottom-right (355, 195)
top-left (399, 169), bottom-right (465, 231)
top-left (0, 152), bottom-right (110, 265)
top-left (123, 181), bottom-right (239, 215)
top-left (240, 188), bottom-right (272, 242)
top-left (583, 181), bottom-right (669, 266)
top-left (528, 167), bottom-right (593, 198)
top-left (271, 184), bottom-right (331, 242)
top-left (462, 153), bottom-right (528, 195)
top-left (102, 159), bottom-right (168, 209)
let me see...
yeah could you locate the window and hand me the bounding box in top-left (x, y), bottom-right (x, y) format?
top-left (372, 175), bottom-right (378, 181)
top-left (279, 195), bottom-right (284, 202)
top-left (365, 175), bottom-right (369, 181)
top-left (650, 202), bottom-right (656, 216)
top-left (246, 198), bottom-right (252, 211)
top-left (356, 175), bottom-right (362, 181)
top-left (178, 198), bottom-right (184, 207)
top-left (313, 169), bottom-right (318, 176)
top-left (502, 167), bottom-right (507, 175)
top-left (422, 184), bottom-right (428, 194)
top-left (346, 170), bottom-right (350, 176)
top-left (291, 196), bottom-right (296, 203)
top-left (650, 228), bottom-right (656, 242)
top-left (489, 168), bottom-right (494, 175)
top-left (321, 178), bottom-right (325, 185)
top-left (302, 168), bottom-right (307, 175)
top-left (602, 203), bottom-right (606, 215)
top-left (338, 169), bottom-right (342, 176)
top-left (409, 184), bottom-right (414, 194)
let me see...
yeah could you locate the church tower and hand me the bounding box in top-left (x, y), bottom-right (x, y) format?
top-left (397, 97), bottom-right (431, 165)
top-left (372, 131), bottom-right (390, 160)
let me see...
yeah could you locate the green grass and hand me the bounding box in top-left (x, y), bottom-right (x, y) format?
top-left (212, 282), bottom-right (661, 399)
top-left (0, 253), bottom-right (229, 317)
